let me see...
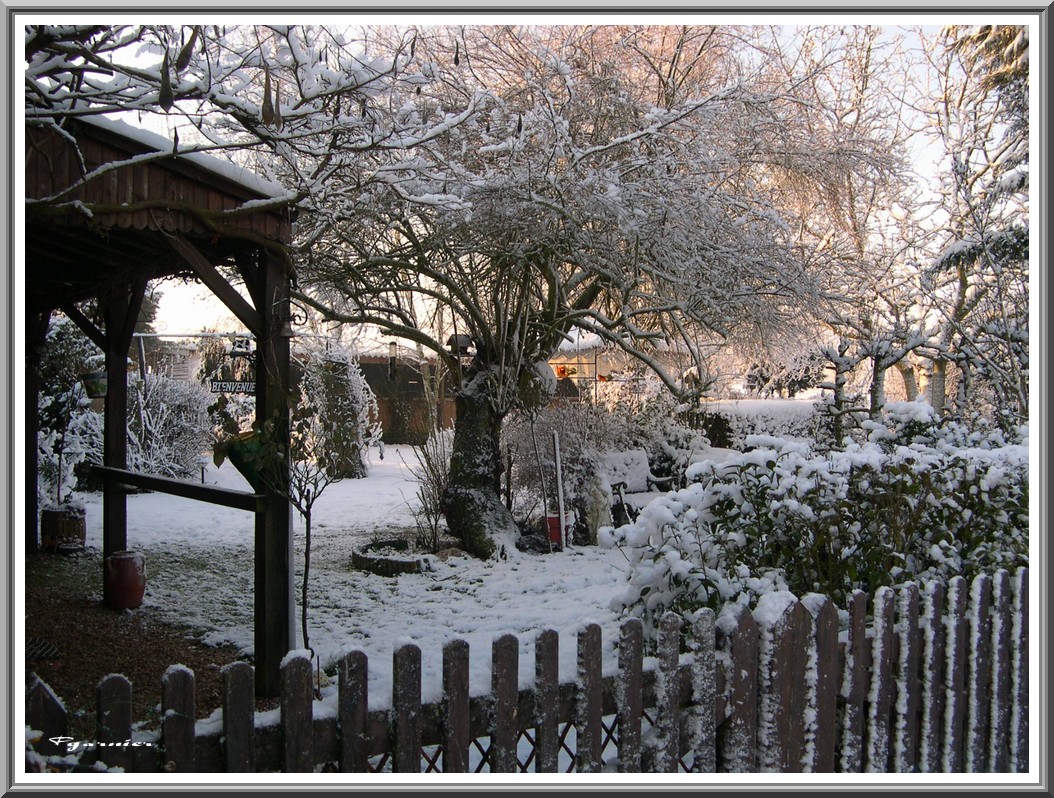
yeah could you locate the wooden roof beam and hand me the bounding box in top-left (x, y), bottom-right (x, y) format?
top-left (59, 303), bottom-right (106, 352)
top-left (168, 233), bottom-right (263, 337)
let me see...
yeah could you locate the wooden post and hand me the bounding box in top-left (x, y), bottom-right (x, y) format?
top-left (865, 586), bottom-right (895, 773)
top-left (25, 673), bottom-right (67, 757)
top-left (339, 650), bottom-right (369, 772)
top-left (575, 623), bottom-right (603, 772)
top-left (839, 591), bottom-right (869, 772)
top-left (616, 618), bottom-right (644, 773)
top-left (442, 640), bottom-right (470, 773)
top-left (96, 674), bottom-right (133, 771)
top-left (689, 609), bottom-right (717, 773)
top-left (715, 603), bottom-right (759, 773)
top-left (102, 280), bottom-right (146, 607)
top-left (988, 570), bottom-right (1012, 773)
top-left (393, 642), bottom-right (422, 773)
top-left (281, 653), bottom-right (314, 773)
top-left (161, 665), bottom-right (196, 772)
top-left (250, 248), bottom-right (293, 697)
top-left (804, 594), bottom-right (840, 772)
top-left (222, 662), bottom-right (256, 773)
top-left (893, 583), bottom-right (922, 773)
top-left (758, 599), bottom-right (810, 773)
top-left (942, 576), bottom-right (969, 772)
top-left (1010, 568), bottom-right (1028, 772)
top-left (491, 634), bottom-right (519, 772)
top-left (919, 580), bottom-right (946, 772)
top-left (534, 629), bottom-right (560, 773)
top-left (965, 573), bottom-right (993, 772)
top-left (652, 612), bottom-right (683, 773)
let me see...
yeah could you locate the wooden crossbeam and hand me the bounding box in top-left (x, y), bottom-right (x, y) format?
top-left (93, 466), bottom-right (265, 512)
top-left (168, 234), bottom-right (262, 337)
top-left (59, 303), bottom-right (107, 351)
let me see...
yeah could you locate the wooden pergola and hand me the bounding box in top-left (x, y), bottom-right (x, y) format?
top-left (25, 116), bottom-right (297, 697)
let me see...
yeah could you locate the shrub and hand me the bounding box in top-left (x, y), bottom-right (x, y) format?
top-left (408, 427), bottom-right (454, 552)
top-left (79, 374), bottom-right (214, 479)
top-left (600, 402), bottom-right (1028, 638)
top-left (689, 398), bottom-right (835, 452)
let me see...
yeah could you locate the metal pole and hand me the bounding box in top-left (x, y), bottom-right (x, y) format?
top-left (552, 430), bottom-right (567, 548)
top-left (137, 335), bottom-right (147, 380)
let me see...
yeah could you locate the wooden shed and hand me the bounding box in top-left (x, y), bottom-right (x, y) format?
top-left (25, 115), bottom-right (297, 696)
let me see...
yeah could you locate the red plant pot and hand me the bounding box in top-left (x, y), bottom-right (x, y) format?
top-left (105, 551), bottom-right (146, 610)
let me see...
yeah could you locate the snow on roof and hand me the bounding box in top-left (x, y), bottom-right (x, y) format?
top-left (78, 114), bottom-right (291, 201)
top-left (556, 327), bottom-right (608, 352)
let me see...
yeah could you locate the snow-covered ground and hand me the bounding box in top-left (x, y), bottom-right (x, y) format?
top-left (77, 446), bottom-right (632, 712)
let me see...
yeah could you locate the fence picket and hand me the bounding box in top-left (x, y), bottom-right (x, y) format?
top-left (534, 629), bottom-right (560, 773)
top-left (491, 634), bottom-right (519, 772)
top-left (865, 587), bottom-right (894, 773)
top-left (222, 662), bottom-right (255, 773)
top-left (339, 650), bottom-right (368, 773)
top-left (1010, 568), bottom-right (1028, 773)
top-left (688, 609), bottom-right (716, 772)
top-left (804, 595), bottom-right (839, 772)
top-left (25, 571), bottom-right (1027, 777)
top-left (893, 584), bottom-right (921, 773)
top-left (281, 653), bottom-right (314, 773)
top-left (942, 576), bottom-right (969, 772)
top-left (839, 591), bottom-right (868, 773)
top-left (392, 642), bottom-right (422, 773)
top-left (965, 573), bottom-right (993, 772)
top-left (715, 603), bottom-right (759, 773)
top-left (988, 570), bottom-right (1012, 772)
top-left (575, 623), bottom-right (603, 772)
top-left (759, 599), bottom-right (810, 773)
top-left (650, 612), bottom-right (683, 772)
top-left (919, 580), bottom-right (946, 772)
top-left (25, 674), bottom-right (68, 758)
top-left (161, 665), bottom-right (196, 772)
top-left (442, 640), bottom-right (470, 773)
top-left (616, 617), bottom-right (644, 773)
top-left (96, 673), bottom-right (133, 771)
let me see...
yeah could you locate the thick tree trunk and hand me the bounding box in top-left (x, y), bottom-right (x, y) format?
top-left (442, 390), bottom-right (517, 559)
top-left (869, 359), bottom-right (887, 419)
top-left (895, 360), bottom-right (919, 402)
top-left (929, 359), bottom-right (948, 414)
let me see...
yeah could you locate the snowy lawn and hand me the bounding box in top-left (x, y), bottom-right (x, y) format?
top-left (77, 446), bottom-right (632, 711)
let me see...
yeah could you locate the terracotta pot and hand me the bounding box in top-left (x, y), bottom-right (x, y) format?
top-left (104, 551), bottom-right (146, 610)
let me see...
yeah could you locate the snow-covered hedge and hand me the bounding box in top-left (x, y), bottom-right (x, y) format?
top-left (693, 399), bottom-right (834, 451)
top-left (600, 401), bottom-right (1029, 637)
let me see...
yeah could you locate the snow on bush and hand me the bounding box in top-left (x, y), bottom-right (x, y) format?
top-left (78, 374), bottom-right (214, 479)
top-left (600, 401), bottom-right (1028, 638)
top-left (37, 388), bottom-right (93, 509)
top-left (692, 398), bottom-right (834, 451)
top-left (295, 346), bottom-right (382, 480)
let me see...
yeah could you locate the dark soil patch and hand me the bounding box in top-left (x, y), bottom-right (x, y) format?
top-left (24, 548), bottom-right (275, 741)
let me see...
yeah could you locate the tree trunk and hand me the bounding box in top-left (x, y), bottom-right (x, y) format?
top-left (929, 359), bottom-right (948, 414)
top-left (442, 390), bottom-right (516, 559)
top-left (895, 360), bottom-right (919, 402)
top-left (869, 359), bottom-right (887, 419)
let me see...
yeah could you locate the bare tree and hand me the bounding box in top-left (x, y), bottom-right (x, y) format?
top-left (292, 25), bottom-right (893, 556)
top-left (910, 25), bottom-right (1029, 426)
top-left (25, 25), bottom-right (482, 220)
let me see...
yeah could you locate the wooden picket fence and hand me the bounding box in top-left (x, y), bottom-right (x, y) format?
top-left (26, 569), bottom-right (1028, 775)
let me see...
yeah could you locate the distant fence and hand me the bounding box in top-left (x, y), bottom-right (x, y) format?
top-left (25, 569), bottom-right (1028, 774)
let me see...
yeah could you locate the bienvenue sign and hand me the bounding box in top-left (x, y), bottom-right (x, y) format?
top-left (210, 381), bottom-right (256, 394)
